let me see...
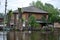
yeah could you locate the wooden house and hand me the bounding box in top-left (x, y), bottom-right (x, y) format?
top-left (9, 6), bottom-right (48, 29)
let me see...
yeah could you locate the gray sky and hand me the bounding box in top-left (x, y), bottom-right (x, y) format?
top-left (0, 0), bottom-right (60, 13)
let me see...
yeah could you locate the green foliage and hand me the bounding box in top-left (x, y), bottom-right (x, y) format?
top-left (28, 15), bottom-right (39, 28)
top-left (8, 10), bottom-right (13, 17)
top-left (22, 17), bottom-right (25, 22)
top-left (45, 3), bottom-right (54, 8)
top-left (30, 1), bottom-right (60, 23)
top-left (31, 1), bottom-right (44, 9)
top-left (41, 16), bottom-right (47, 22)
top-left (18, 8), bottom-right (22, 13)
top-left (44, 3), bottom-right (59, 23)
top-left (7, 10), bottom-right (13, 25)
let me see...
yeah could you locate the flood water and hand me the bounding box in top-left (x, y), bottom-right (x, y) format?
top-left (6, 31), bottom-right (60, 40)
top-left (0, 31), bottom-right (7, 40)
top-left (0, 30), bottom-right (60, 40)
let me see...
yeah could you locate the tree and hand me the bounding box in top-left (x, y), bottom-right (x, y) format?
top-left (30, 1), bottom-right (44, 10)
top-left (30, 1), bottom-right (60, 23)
top-left (28, 15), bottom-right (39, 40)
top-left (7, 10), bottom-right (13, 27)
top-left (44, 3), bottom-right (60, 22)
top-left (7, 10), bottom-right (13, 40)
top-left (28, 15), bottom-right (39, 28)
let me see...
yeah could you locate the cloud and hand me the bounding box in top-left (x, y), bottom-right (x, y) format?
top-left (0, 0), bottom-right (60, 13)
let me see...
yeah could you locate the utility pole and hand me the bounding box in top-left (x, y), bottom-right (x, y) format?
top-left (0, 0), bottom-right (1, 5)
top-left (5, 0), bottom-right (7, 15)
top-left (3, 0), bottom-right (7, 40)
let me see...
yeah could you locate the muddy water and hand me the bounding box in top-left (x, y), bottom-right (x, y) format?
top-left (0, 31), bottom-right (60, 40)
top-left (0, 32), bottom-right (7, 40)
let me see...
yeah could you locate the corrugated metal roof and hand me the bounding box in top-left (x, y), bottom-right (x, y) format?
top-left (13, 6), bottom-right (48, 14)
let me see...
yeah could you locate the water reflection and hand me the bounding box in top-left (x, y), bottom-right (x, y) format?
top-left (0, 31), bottom-right (59, 40)
top-left (0, 32), bottom-right (7, 40)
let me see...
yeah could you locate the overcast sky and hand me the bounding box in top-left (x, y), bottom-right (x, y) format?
top-left (0, 0), bottom-right (60, 13)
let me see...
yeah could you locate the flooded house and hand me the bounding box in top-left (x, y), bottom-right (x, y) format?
top-left (6, 6), bottom-right (60, 40)
top-left (9, 6), bottom-right (48, 29)
top-left (0, 14), bottom-right (4, 30)
top-left (7, 6), bottom-right (49, 40)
